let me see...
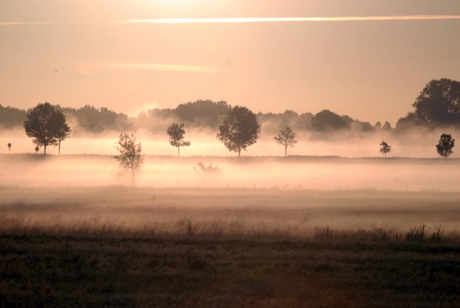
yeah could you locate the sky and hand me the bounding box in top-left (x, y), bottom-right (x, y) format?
top-left (1, 0), bottom-right (460, 126)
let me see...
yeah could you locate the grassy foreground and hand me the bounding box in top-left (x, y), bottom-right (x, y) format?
top-left (1, 224), bottom-right (460, 308)
top-left (1, 187), bottom-right (460, 307)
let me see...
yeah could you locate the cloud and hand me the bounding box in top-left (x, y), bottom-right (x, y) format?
top-left (74, 62), bottom-right (223, 77)
top-left (0, 21), bottom-right (62, 25)
top-left (121, 15), bottom-right (460, 24)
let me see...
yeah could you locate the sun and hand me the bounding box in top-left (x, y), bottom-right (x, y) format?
top-left (140, 0), bottom-right (198, 8)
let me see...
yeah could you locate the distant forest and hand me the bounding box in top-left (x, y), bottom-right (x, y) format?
top-left (0, 100), bottom-right (388, 135)
top-left (1, 78), bottom-right (459, 135)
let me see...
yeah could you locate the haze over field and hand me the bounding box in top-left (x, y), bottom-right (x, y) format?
top-left (0, 127), bottom-right (459, 158)
top-left (2, 3), bottom-right (460, 306)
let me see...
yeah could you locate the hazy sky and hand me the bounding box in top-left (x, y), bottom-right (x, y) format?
top-left (1, 0), bottom-right (459, 125)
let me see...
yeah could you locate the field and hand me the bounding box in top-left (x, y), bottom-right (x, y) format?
top-left (1, 155), bottom-right (460, 307)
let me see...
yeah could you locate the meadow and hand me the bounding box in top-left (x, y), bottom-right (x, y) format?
top-left (1, 155), bottom-right (460, 307)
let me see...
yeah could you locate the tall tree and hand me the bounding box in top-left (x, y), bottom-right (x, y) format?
top-left (217, 106), bottom-right (261, 157)
top-left (24, 102), bottom-right (71, 155)
top-left (274, 127), bottom-right (297, 157)
top-left (413, 79), bottom-right (460, 125)
top-left (114, 133), bottom-right (144, 183)
top-left (436, 133), bottom-right (455, 162)
top-left (166, 123), bottom-right (191, 156)
top-left (379, 141), bottom-right (391, 158)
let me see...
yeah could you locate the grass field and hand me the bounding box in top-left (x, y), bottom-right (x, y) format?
top-left (1, 155), bottom-right (460, 307)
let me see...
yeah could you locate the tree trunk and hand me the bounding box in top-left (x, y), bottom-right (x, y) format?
top-left (178, 146), bottom-right (180, 157)
top-left (238, 147), bottom-right (241, 157)
top-left (131, 168), bottom-right (135, 184)
top-left (44, 145), bottom-right (47, 155)
top-left (285, 146), bottom-right (287, 157)
top-left (58, 140), bottom-right (61, 155)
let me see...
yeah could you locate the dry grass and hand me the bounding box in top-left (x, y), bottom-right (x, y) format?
top-left (1, 187), bottom-right (460, 307)
top-left (1, 219), bottom-right (460, 307)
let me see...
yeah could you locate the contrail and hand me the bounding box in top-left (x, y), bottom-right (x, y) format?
top-left (2, 15), bottom-right (460, 26)
top-left (122, 15), bottom-right (460, 24)
top-left (0, 21), bottom-right (63, 25)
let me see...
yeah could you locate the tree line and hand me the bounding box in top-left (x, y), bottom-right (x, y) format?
top-left (3, 78), bottom-right (459, 159)
top-left (116, 108), bottom-right (455, 182)
top-left (20, 100), bottom-right (456, 161)
top-left (2, 78), bottom-right (460, 135)
top-left (0, 100), bottom-right (384, 134)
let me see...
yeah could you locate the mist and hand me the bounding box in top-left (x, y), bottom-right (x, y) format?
top-left (1, 151), bottom-right (459, 191)
top-left (2, 123), bottom-right (459, 158)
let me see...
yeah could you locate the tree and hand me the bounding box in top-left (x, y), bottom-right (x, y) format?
top-left (436, 133), bottom-right (455, 162)
top-left (379, 141), bottom-right (391, 158)
top-left (7, 143), bottom-right (11, 153)
top-left (23, 102), bottom-right (71, 155)
top-left (193, 162), bottom-right (223, 174)
top-left (166, 123), bottom-right (191, 156)
top-left (382, 121), bottom-right (392, 130)
top-left (35, 146), bottom-right (39, 154)
top-left (51, 111), bottom-right (71, 155)
top-left (312, 110), bottom-right (348, 132)
top-left (412, 79), bottom-right (460, 125)
top-left (274, 127), bottom-right (297, 157)
top-left (174, 100), bottom-right (231, 128)
top-left (114, 133), bottom-right (144, 183)
top-left (0, 104), bottom-right (27, 128)
top-left (217, 106), bottom-right (261, 157)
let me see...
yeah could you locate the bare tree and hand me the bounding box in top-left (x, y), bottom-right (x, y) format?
top-left (193, 162), bottom-right (223, 174)
top-left (274, 127), bottom-right (297, 157)
top-left (114, 133), bottom-right (144, 183)
top-left (379, 141), bottom-right (391, 158)
top-left (166, 123), bottom-right (190, 156)
top-left (436, 133), bottom-right (455, 163)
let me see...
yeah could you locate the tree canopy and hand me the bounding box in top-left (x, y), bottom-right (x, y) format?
top-left (436, 133), bottom-right (455, 162)
top-left (23, 102), bottom-right (71, 155)
top-left (50, 111), bottom-right (71, 154)
top-left (166, 123), bottom-right (191, 156)
top-left (413, 79), bottom-right (460, 125)
top-left (312, 110), bottom-right (348, 132)
top-left (175, 100), bottom-right (231, 128)
top-left (217, 106), bottom-right (261, 157)
top-left (0, 104), bottom-right (27, 128)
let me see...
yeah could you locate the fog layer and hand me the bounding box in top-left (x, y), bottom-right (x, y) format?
top-left (1, 154), bottom-right (459, 191)
top-left (1, 125), bottom-right (459, 158)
